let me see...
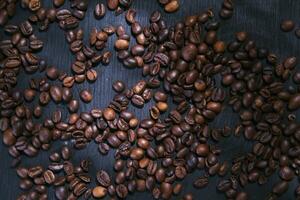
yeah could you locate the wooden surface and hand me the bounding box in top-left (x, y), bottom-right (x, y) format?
top-left (1, 0), bottom-right (300, 199)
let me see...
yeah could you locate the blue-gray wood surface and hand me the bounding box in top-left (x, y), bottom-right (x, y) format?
top-left (0, 0), bottom-right (300, 199)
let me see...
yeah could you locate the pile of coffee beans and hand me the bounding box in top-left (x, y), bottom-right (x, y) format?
top-left (0, 0), bottom-right (300, 200)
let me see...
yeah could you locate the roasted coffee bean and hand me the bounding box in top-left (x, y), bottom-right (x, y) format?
top-left (116, 184), bottom-right (128, 198)
top-left (160, 182), bottom-right (172, 199)
top-left (279, 166), bottom-right (294, 181)
top-left (54, 0), bottom-right (65, 7)
top-left (50, 85), bottom-right (63, 103)
top-left (86, 69), bottom-right (98, 82)
top-left (288, 93), bottom-right (300, 110)
top-left (97, 170), bottom-right (111, 187)
top-left (272, 181), bottom-right (289, 195)
top-left (107, 0), bottom-right (119, 10)
top-left (43, 170), bottom-right (55, 184)
top-left (115, 39), bottom-right (129, 50)
top-left (55, 186), bottom-right (68, 200)
top-left (80, 89), bottom-right (93, 103)
top-left (112, 80), bottom-right (125, 93)
top-left (280, 19), bottom-right (295, 32)
top-left (193, 176), bottom-right (209, 188)
top-left (92, 186), bottom-right (107, 198)
top-left (94, 3), bottom-right (106, 19)
top-left (164, 0), bottom-right (179, 13)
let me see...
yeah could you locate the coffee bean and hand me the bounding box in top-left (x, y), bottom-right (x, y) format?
top-left (43, 170), bottom-right (55, 184)
top-left (55, 186), bottom-right (68, 200)
top-left (160, 182), bottom-right (172, 199)
top-left (54, 0), bottom-right (65, 7)
top-left (94, 3), bottom-right (106, 19)
top-left (115, 39), bottom-right (129, 50)
top-left (96, 170), bottom-right (111, 187)
top-left (92, 186), bottom-right (107, 198)
top-left (107, 0), bottom-right (119, 10)
top-left (68, 99), bottom-right (79, 113)
top-left (126, 9), bottom-right (136, 24)
top-left (50, 85), bottom-right (63, 103)
top-left (80, 89), bottom-right (93, 103)
top-left (194, 176), bottom-right (209, 188)
top-left (0, 10), bottom-right (8, 26)
top-left (86, 69), bottom-right (98, 82)
top-left (112, 80), bottom-right (125, 93)
top-left (182, 44), bottom-right (197, 61)
top-left (288, 93), bottom-right (300, 110)
top-left (116, 184), bottom-right (128, 198)
top-left (3, 128), bottom-right (16, 146)
top-left (272, 181), bottom-right (289, 195)
top-left (164, 0), bottom-right (179, 13)
top-left (279, 166), bottom-right (294, 181)
top-left (280, 19), bottom-right (295, 32)
top-left (132, 94), bottom-right (145, 107)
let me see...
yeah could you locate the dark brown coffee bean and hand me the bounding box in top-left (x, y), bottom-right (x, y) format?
top-left (126, 9), bottom-right (136, 23)
top-left (130, 147), bottom-right (144, 160)
top-left (50, 85), bottom-right (63, 103)
top-left (160, 182), bottom-right (172, 199)
top-left (86, 69), bottom-right (98, 82)
top-left (280, 19), bottom-right (295, 32)
top-left (96, 170), bottom-right (111, 187)
top-left (94, 3), bottom-right (106, 19)
top-left (272, 181), bottom-right (289, 195)
top-left (68, 99), bottom-right (79, 113)
top-left (288, 93), bottom-right (300, 110)
top-left (116, 184), bottom-right (128, 198)
top-left (43, 170), bottom-right (55, 184)
top-left (112, 80), bottom-right (125, 93)
top-left (107, 0), bottom-right (119, 10)
top-left (193, 176), bottom-right (209, 188)
top-left (182, 44), bottom-right (197, 61)
top-left (132, 94), bottom-right (145, 107)
top-left (80, 89), bottom-right (93, 103)
top-left (55, 186), bottom-right (68, 200)
top-left (3, 128), bottom-right (16, 146)
top-left (0, 10), bottom-right (8, 26)
top-left (279, 166), bottom-right (294, 181)
top-left (54, 0), bottom-right (65, 7)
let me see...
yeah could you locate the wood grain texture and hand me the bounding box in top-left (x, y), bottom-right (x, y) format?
top-left (0, 0), bottom-right (300, 199)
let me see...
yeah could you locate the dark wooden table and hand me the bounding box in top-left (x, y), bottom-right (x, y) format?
top-left (1, 0), bottom-right (300, 199)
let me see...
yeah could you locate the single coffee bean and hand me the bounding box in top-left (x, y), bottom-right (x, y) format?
top-left (164, 0), bottom-right (179, 13)
top-left (116, 184), bottom-right (128, 198)
top-left (50, 85), bottom-right (63, 103)
top-left (193, 176), bottom-right (209, 188)
top-left (86, 69), bottom-right (98, 82)
top-left (96, 170), bottom-right (111, 187)
top-left (68, 99), bottom-right (79, 113)
top-left (112, 80), bottom-right (125, 93)
top-left (80, 89), bottom-right (93, 103)
top-left (92, 186), bottom-right (107, 198)
top-left (94, 3), bottom-right (106, 19)
top-left (279, 166), bottom-right (294, 181)
top-left (160, 182), bottom-right (172, 199)
top-left (107, 0), bottom-right (119, 10)
top-left (115, 39), bottom-right (129, 50)
top-left (280, 19), bottom-right (295, 32)
top-left (53, 0), bottom-right (65, 7)
top-left (43, 170), bottom-right (55, 184)
top-left (288, 93), bottom-right (300, 110)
